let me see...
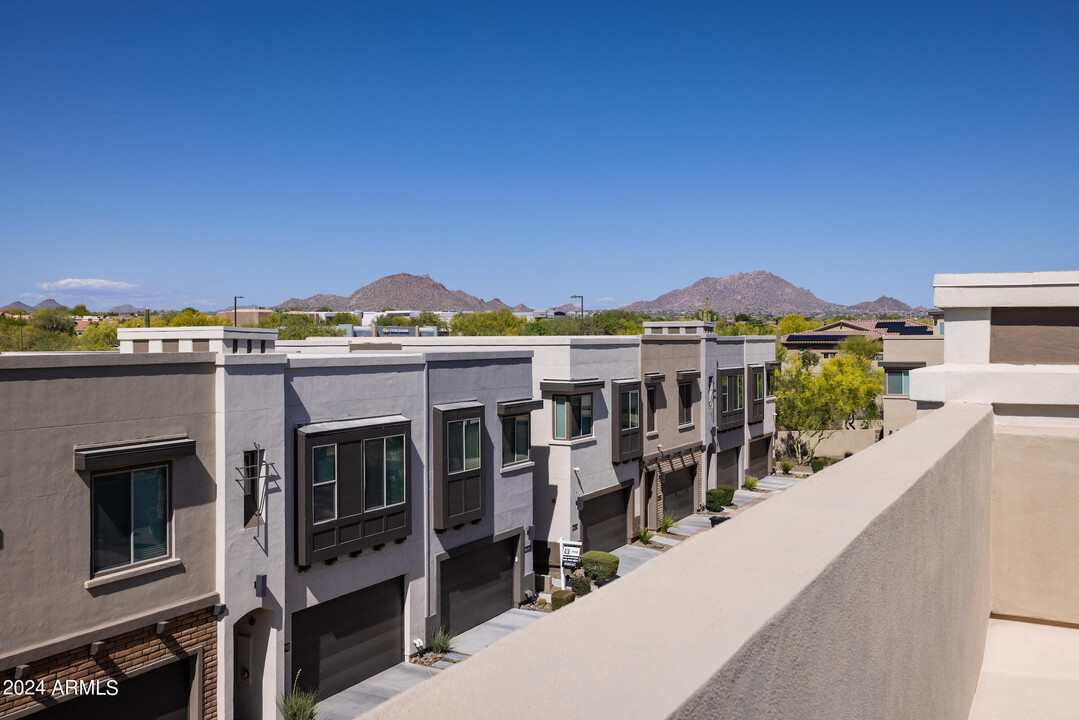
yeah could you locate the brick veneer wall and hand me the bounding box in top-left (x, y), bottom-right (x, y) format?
top-left (0, 606), bottom-right (218, 719)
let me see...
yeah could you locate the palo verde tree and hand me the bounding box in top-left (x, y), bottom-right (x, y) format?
top-left (837, 334), bottom-right (882, 361)
top-left (450, 309), bottom-right (527, 336)
top-left (774, 353), bottom-right (883, 464)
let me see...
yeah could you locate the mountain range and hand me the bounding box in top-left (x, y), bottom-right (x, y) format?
top-left (0, 299), bottom-right (67, 313)
top-left (278, 273), bottom-right (528, 313)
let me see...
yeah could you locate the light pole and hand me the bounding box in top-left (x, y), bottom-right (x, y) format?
top-left (234, 296), bottom-right (244, 327)
top-left (570, 295), bottom-right (584, 334)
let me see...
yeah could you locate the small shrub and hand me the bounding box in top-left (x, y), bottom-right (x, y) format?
top-left (537, 596), bottom-right (547, 606)
top-left (658, 513), bottom-right (678, 533)
top-left (581, 550), bottom-right (620, 580)
top-left (569, 574), bottom-right (592, 596)
top-left (810, 458), bottom-right (825, 473)
top-left (744, 476), bottom-right (759, 491)
top-left (428, 625), bottom-right (456, 655)
top-left (634, 526), bottom-right (654, 543)
top-left (844, 451), bottom-right (853, 458)
top-left (780, 459), bottom-right (794, 475)
top-left (706, 486), bottom-right (735, 510)
top-left (551, 589), bottom-right (575, 610)
top-left (277, 671), bottom-right (319, 720)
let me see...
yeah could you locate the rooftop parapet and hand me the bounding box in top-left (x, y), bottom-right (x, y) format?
top-left (117, 326), bottom-right (278, 354)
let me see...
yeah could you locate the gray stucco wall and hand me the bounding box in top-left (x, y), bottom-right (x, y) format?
top-left (0, 354), bottom-right (218, 659)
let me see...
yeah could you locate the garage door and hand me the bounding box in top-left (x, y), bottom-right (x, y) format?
top-left (581, 486), bottom-right (629, 552)
top-left (663, 466), bottom-right (697, 520)
top-left (716, 447), bottom-right (739, 487)
top-left (440, 538), bottom-right (515, 635)
top-left (38, 656), bottom-right (192, 720)
top-left (748, 437), bottom-right (771, 479)
top-left (292, 576), bottom-right (404, 699)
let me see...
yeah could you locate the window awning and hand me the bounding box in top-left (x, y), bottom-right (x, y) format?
top-left (676, 370), bottom-right (701, 380)
top-left (74, 436), bottom-right (196, 471)
top-left (643, 372), bottom-right (665, 384)
top-left (880, 361), bottom-right (927, 370)
top-left (297, 414), bottom-right (410, 436)
top-left (539, 379), bottom-right (605, 393)
top-left (496, 399), bottom-right (543, 416)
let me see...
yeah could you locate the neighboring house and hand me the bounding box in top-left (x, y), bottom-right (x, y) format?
top-left (882, 334), bottom-right (944, 436)
top-left (781, 319), bottom-right (933, 360)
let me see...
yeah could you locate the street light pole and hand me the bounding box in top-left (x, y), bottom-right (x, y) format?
top-left (570, 295), bottom-right (584, 334)
top-left (234, 296), bottom-right (244, 327)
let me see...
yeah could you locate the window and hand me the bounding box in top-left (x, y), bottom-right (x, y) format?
top-left (242, 448), bottom-right (264, 528)
top-left (554, 394), bottom-right (593, 439)
top-left (886, 370), bottom-right (910, 395)
top-left (312, 445), bottom-right (337, 523)
top-left (447, 418), bottom-right (481, 473)
top-left (621, 389), bottom-right (639, 430)
top-left (364, 435), bottom-right (406, 511)
top-left (646, 386), bottom-right (657, 432)
top-left (754, 371), bottom-right (764, 402)
top-left (678, 381), bottom-right (693, 425)
top-left (735, 375), bottom-right (744, 410)
top-left (720, 375), bottom-right (729, 412)
top-left (93, 466), bottom-right (168, 574)
top-left (718, 369), bottom-right (746, 432)
top-left (502, 415), bottom-right (530, 466)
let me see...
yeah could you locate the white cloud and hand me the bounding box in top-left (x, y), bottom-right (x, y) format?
top-left (596, 297), bottom-right (615, 302)
top-left (36, 278), bottom-right (137, 292)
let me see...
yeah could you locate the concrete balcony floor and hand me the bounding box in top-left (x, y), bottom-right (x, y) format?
top-left (968, 619), bottom-right (1079, 720)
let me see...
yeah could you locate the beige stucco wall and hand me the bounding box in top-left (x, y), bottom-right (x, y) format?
top-left (365, 403), bottom-right (994, 720)
top-left (991, 425), bottom-right (1079, 625)
top-left (883, 335), bottom-right (944, 435)
top-left (778, 428), bottom-right (879, 458)
top-left (640, 336), bottom-right (703, 457)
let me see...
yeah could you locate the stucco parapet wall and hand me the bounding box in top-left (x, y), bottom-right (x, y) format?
top-left (365, 403), bottom-right (994, 720)
top-left (117, 326), bottom-right (279, 340)
top-left (215, 353), bottom-right (288, 367)
top-left (394, 335), bottom-right (640, 347)
top-left (421, 350), bottom-right (534, 363)
top-left (285, 353), bottom-right (427, 369)
top-left (910, 364), bottom-right (1079, 406)
top-left (934, 271), bottom-right (1079, 308)
top-left (0, 352), bottom-right (217, 370)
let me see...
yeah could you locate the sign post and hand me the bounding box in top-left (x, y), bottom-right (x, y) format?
top-left (556, 537), bottom-right (583, 590)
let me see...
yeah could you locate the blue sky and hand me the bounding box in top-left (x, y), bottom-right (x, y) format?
top-left (2, 1), bottom-right (1078, 311)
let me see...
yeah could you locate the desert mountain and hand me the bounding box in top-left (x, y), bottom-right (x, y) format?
top-left (108, 304), bottom-right (142, 314)
top-left (847, 295), bottom-right (912, 314)
top-left (1, 299), bottom-right (69, 312)
top-left (0, 301), bottom-right (34, 313)
top-left (279, 274), bottom-right (520, 312)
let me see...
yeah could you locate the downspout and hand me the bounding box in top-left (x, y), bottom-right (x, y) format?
top-left (423, 358), bottom-right (432, 622)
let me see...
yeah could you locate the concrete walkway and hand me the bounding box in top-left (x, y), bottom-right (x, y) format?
top-left (610, 543), bottom-right (663, 575)
top-left (668, 513), bottom-right (713, 536)
top-left (317, 608), bottom-right (546, 719)
top-left (453, 608), bottom-right (544, 655)
top-left (968, 618), bottom-right (1079, 720)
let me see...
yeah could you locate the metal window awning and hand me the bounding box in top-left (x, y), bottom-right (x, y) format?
top-left (496, 398), bottom-right (543, 416)
top-left (74, 435), bottom-right (196, 471)
top-left (539, 378), bottom-right (605, 393)
top-left (880, 361), bottom-right (928, 370)
top-left (676, 370), bottom-right (701, 380)
top-left (297, 414), bottom-right (410, 436)
top-left (643, 372), bottom-right (665, 384)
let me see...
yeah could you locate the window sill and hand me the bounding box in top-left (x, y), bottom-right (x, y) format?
top-left (884, 393), bottom-right (910, 398)
top-left (645, 431), bottom-right (659, 440)
top-left (548, 437), bottom-right (598, 448)
top-left (500, 460), bottom-right (535, 475)
top-left (85, 557), bottom-right (182, 589)
top-left (678, 423), bottom-right (696, 432)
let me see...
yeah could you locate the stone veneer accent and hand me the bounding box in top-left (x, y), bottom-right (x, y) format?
top-left (0, 606), bottom-right (217, 719)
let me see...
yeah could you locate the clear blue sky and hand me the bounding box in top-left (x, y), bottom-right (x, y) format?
top-left (3, 1), bottom-right (1078, 311)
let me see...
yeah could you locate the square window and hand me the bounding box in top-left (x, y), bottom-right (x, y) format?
top-left (554, 394), bottom-right (593, 439)
top-left (92, 466), bottom-right (169, 574)
top-left (502, 415), bottom-right (531, 466)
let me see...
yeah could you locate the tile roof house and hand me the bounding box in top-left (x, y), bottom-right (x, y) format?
top-left (781, 319), bottom-right (934, 357)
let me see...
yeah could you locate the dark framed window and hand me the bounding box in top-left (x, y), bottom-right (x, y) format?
top-left (554, 394), bottom-right (593, 439)
top-left (612, 380), bottom-right (643, 463)
top-left (93, 465), bottom-right (169, 574)
top-left (242, 447), bottom-right (264, 528)
top-left (434, 405), bottom-right (486, 529)
top-left (678, 381), bottom-right (693, 425)
top-left (718, 369), bottom-right (746, 432)
top-left (765, 362), bottom-right (780, 398)
top-left (646, 386), bottom-right (657, 433)
top-left (296, 419), bottom-right (412, 565)
top-left (502, 415), bottom-right (531, 466)
top-left (735, 375), bottom-right (744, 410)
top-left (750, 367), bottom-right (766, 423)
top-left (620, 389), bottom-right (639, 430)
top-left (754, 372), bottom-right (764, 402)
top-left (720, 375), bottom-right (730, 412)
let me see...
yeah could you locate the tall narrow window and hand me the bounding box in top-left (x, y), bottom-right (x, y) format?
top-left (93, 466), bottom-right (169, 574)
top-left (621, 389), bottom-right (640, 430)
top-left (721, 376), bottom-right (729, 412)
top-left (242, 448), bottom-right (264, 527)
top-left (755, 372), bottom-right (764, 402)
top-left (678, 381), bottom-right (693, 425)
top-left (312, 445), bottom-right (337, 523)
top-left (364, 435), bottom-right (407, 511)
top-left (448, 418), bottom-right (481, 473)
top-left (554, 394), bottom-right (593, 439)
top-left (502, 415), bottom-right (531, 466)
top-left (646, 386), bottom-right (657, 432)
top-left (735, 376), bottom-right (744, 410)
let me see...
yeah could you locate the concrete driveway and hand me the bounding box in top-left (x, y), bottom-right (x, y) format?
top-left (317, 608), bottom-right (546, 719)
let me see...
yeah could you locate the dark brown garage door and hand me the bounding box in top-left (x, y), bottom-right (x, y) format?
top-left (38, 656), bottom-right (192, 720)
top-left (748, 437), bottom-right (771, 479)
top-left (663, 466), bottom-right (697, 520)
top-left (440, 538), bottom-right (515, 635)
top-left (292, 576), bottom-right (404, 699)
top-left (581, 486), bottom-right (629, 552)
top-left (716, 447), bottom-right (739, 487)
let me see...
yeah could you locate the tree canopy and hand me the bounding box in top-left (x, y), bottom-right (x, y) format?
top-left (837, 334), bottom-right (881, 361)
top-left (776, 314), bottom-right (823, 337)
top-left (373, 311), bottom-right (448, 331)
top-left (450, 309), bottom-right (527, 336)
top-left (30, 308), bottom-right (76, 334)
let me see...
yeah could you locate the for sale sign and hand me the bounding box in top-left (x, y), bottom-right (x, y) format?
top-left (560, 540), bottom-right (582, 569)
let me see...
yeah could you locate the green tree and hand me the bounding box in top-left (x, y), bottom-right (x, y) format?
top-left (79, 322), bottom-right (119, 351)
top-left (837, 334), bottom-right (881, 361)
top-left (70, 304), bottom-right (90, 316)
top-left (450, 309), bottom-right (527, 336)
top-left (30, 308), bottom-right (76, 334)
top-left (734, 313), bottom-right (752, 323)
top-left (373, 311), bottom-right (448, 332)
top-left (799, 349), bottom-right (820, 368)
top-left (775, 353), bottom-right (883, 464)
top-left (593, 309), bottom-right (644, 335)
top-left (776, 314), bottom-right (822, 337)
top-left (168, 309), bottom-right (229, 327)
top-left (330, 312), bottom-right (361, 326)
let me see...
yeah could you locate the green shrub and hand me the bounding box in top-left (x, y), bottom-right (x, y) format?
top-left (428, 625), bottom-right (456, 654)
top-left (551, 589), bottom-right (575, 610)
top-left (743, 476), bottom-right (759, 491)
top-left (810, 458), bottom-right (825, 473)
top-left (658, 512), bottom-right (679, 533)
top-left (277, 671), bottom-right (319, 720)
top-left (844, 451), bottom-right (853, 458)
top-left (569, 574), bottom-right (592, 596)
top-left (780, 459), bottom-right (794, 475)
top-left (537, 596), bottom-right (547, 606)
top-left (634, 526), bottom-right (654, 543)
top-left (581, 550), bottom-right (620, 580)
top-left (706, 486), bottom-right (735, 510)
